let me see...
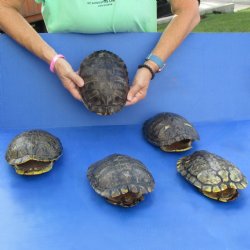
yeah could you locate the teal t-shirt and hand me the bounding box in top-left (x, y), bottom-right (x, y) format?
top-left (35, 0), bottom-right (157, 33)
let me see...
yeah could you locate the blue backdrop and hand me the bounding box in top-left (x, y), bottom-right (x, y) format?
top-left (1, 33), bottom-right (250, 128)
top-left (0, 33), bottom-right (250, 250)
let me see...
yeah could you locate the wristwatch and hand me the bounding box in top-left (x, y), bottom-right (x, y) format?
top-left (146, 53), bottom-right (166, 72)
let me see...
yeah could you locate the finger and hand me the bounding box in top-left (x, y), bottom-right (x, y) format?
top-left (64, 81), bottom-right (82, 101)
top-left (69, 71), bottom-right (84, 87)
top-left (127, 84), bottom-right (142, 102)
top-left (126, 92), bottom-right (146, 106)
top-left (126, 96), bottom-right (140, 106)
top-left (70, 88), bottom-right (82, 101)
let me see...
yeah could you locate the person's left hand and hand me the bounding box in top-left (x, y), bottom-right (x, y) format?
top-left (126, 67), bottom-right (152, 106)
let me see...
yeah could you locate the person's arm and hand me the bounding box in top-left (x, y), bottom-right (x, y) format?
top-left (0, 0), bottom-right (84, 100)
top-left (126, 0), bottom-right (200, 105)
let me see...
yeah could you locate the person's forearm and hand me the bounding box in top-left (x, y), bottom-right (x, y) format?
top-left (151, 2), bottom-right (200, 66)
top-left (0, 3), bottom-right (56, 64)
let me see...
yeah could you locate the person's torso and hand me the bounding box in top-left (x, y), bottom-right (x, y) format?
top-left (35, 0), bottom-right (157, 33)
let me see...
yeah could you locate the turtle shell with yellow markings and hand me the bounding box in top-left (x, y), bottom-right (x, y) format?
top-left (177, 150), bottom-right (248, 202)
top-left (143, 112), bottom-right (199, 152)
top-left (87, 154), bottom-right (155, 207)
top-left (5, 130), bottom-right (63, 176)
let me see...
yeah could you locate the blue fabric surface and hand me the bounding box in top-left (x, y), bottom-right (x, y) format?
top-left (0, 33), bottom-right (250, 250)
top-left (0, 33), bottom-right (250, 128)
top-left (0, 122), bottom-right (250, 250)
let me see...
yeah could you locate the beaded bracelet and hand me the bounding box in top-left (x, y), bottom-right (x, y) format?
top-left (138, 64), bottom-right (155, 80)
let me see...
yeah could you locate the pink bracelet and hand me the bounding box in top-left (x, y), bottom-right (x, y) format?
top-left (50, 54), bottom-right (65, 73)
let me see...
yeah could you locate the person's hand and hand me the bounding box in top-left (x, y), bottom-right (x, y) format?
top-left (54, 58), bottom-right (84, 101)
top-left (126, 68), bottom-right (151, 106)
top-left (126, 62), bottom-right (158, 106)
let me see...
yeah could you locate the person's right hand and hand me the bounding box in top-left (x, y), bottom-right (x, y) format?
top-left (54, 58), bottom-right (84, 101)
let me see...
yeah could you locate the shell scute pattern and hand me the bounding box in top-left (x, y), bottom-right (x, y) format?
top-left (88, 154), bottom-right (154, 195)
top-left (197, 169), bottom-right (222, 185)
top-left (218, 170), bottom-right (229, 182)
top-left (143, 112), bottom-right (199, 151)
top-left (229, 168), bottom-right (243, 182)
top-left (177, 150), bottom-right (248, 194)
top-left (87, 154), bottom-right (155, 207)
top-left (79, 50), bottom-right (129, 115)
top-left (6, 130), bottom-right (62, 165)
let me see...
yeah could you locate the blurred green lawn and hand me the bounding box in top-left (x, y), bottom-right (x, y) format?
top-left (157, 8), bottom-right (250, 32)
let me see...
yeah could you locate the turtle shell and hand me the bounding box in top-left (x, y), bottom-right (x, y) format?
top-left (79, 50), bottom-right (129, 115)
top-left (5, 130), bottom-right (63, 175)
top-left (87, 154), bottom-right (155, 207)
top-left (177, 150), bottom-right (248, 202)
top-left (143, 112), bottom-right (199, 152)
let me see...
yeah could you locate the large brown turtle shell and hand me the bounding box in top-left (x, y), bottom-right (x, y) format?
top-left (5, 130), bottom-right (63, 165)
top-left (143, 112), bottom-right (200, 152)
top-left (87, 154), bottom-right (155, 207)
top-left (177, 150), bottom-right (248, 202)
top-left (79, 50), bottom-right (129, 115)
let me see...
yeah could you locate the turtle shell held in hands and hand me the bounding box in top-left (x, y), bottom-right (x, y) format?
top-left (87, 154), bottom-right (155, 207)
top-left (177, 150), bottom-right (248, 202)
top-left (143, 112), bottom-right (200, 152)
top-left (79, 50), bottom-right (129, 115)
top-left (5, 130), bottom-right (63, 175)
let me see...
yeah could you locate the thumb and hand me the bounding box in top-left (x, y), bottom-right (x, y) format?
top-left (127, 84), bottom-right (141, 101)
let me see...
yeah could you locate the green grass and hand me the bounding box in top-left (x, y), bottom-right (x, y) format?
top-left (157, 8), bottom-right (250, 32)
